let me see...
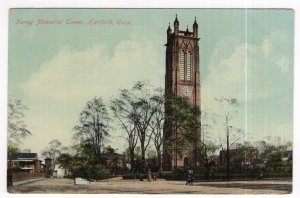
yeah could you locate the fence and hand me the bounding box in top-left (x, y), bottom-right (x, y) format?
top-left (12, 172), bottom-right (46, 182)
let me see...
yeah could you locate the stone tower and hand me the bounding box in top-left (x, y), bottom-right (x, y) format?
top-left (163, 15), bottom-right (201, 170)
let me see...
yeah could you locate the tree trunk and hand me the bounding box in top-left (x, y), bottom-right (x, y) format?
top-left (141, 146), bottom-right (146, 173)
top-left (156, 147), bottom-right (162, 172)
top-left (130, 149), bottom-right (135, 173)
top-left (226, 134), bottom-right (230, 180)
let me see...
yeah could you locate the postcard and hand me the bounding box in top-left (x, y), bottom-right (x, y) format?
top-left (7, 8), bottom-right (294, 194)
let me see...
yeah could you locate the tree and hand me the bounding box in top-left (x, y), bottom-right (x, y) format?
top-left (254, 137), bottom-right (292, 173)
top-left (149, 88), bottom-right (165, 172)
top-left (8, 97), bottom-right (31, 158)
top-left (164, 94), bottom-right (200, 169)
top-left (131, 82), bottom-right (159, 172)
top-left (74, 97), bottom-right (110, 158)
top-left (236, 141), bottom-right (255, 171)
top-left (7, 143), bottom-right (19, 160)
top-left (215, 97), bottom-right (243, 179)
top-left (42, 139), bottom-right (62, 173)
top-left (111, 90), bottom-right (139, 172)
top-left (57, 153), bottom-right (73, 177)
top-left (7, 97), bottom-right (32, 181)
top-left (104, 145), bottom-right (115, 154)
top-left (199, 141), bottom-right (218, 180)
top-left (58, 143), bottom-right (109, 180)
top-left (112, 81), bottom-right (158, 172)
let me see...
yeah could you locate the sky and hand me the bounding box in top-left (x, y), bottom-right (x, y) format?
top-left (8, 9), bottom-right (294, 156)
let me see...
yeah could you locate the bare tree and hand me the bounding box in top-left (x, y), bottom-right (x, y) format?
top-left (199, 111), bottom-right (219, 180)
top-left (129, 81), bottom-right (158, 172)
top-left (112, 81), bottom-right (159, 172)
top-left (8, 96), bottom-right (32, 160)
top-left (215, 97), bottom-right (243, 179)
top-left (149, 88), bottom-right (165, 172)
top-left (42, 139), bottom-right (62, 173)
top-left (111, 90), bottom-right (139, 172)
top-left (73, 97), bottom-right (110, 158)
top-left (8, 96), bottom-right (31, 144)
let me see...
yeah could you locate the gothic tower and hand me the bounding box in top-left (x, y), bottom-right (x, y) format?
top-left (163, 15), bottom-right (201, 170)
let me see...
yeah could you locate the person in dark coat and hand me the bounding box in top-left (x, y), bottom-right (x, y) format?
top-left (186, 170), bottom-right (193, 185)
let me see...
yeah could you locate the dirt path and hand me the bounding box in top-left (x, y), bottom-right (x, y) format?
top-left (7, 178), bottom-right (292, 194)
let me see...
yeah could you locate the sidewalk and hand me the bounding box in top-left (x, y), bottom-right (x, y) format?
top-left (13, 178), bottom-right (48, 186)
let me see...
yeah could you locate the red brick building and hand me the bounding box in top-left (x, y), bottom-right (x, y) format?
top-left (8, 153), bottom-right (45, 173)
top-left (163, 15), bottom-right (201, 170)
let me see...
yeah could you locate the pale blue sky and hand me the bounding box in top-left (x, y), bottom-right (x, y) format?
top-left (8, 9), bottom-right (294, 154)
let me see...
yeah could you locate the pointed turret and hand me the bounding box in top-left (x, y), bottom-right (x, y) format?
top-left (193, 17), bottom-right (198, 38)
top-left (174, 14), bottom-right (179, 35)
top-left (167, 23), bottom-right (172, 36)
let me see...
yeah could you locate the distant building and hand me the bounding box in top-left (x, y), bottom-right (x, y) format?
top-left (219, 149), bottom-right (258, 168)
top-left (207, 155), bottom-right (220, 166)
top-left (103, 152), bottom-right (126, 174)
top-left (8, 153), bottom-right (45, 173)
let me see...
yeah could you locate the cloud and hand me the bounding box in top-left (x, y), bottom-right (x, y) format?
top-left (22, 32), bottom-right (164, 104)
top-left (20, 31), bottom-right (164, 153)
top-left (202, 31), bottom-right (292, 112)
top-left (201, 31), bottom-right (293, 142)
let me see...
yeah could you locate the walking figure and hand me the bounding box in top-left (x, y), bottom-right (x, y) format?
top-left (147, 169), bottom-right (152, 182)
top-left (186, 170), bottom-right (194, 185)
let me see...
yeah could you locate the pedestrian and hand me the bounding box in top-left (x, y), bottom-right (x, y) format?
top-left (152, 172), bottom-right (156, 181)
top-left (147, 169), bottom-right (152, 182)
top-left (186, 170), bottom-right (192, 185)
top-left (190, 170), bottom-right (194, 185)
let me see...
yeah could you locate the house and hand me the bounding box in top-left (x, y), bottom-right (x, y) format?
top-left (102, 152), bottom-right (127, 174)
top-left (207, 155), bottom-right (220, 166)
top-left (219, 149), bottom-right (258, 168)
top-left (8, 153), bottom-right (44, 173)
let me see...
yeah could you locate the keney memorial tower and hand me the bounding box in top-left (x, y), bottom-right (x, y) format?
top-left (163, 15), bottom-right (201, 171)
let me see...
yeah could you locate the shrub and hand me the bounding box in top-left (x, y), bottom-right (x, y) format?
top-left (161, 168), bottom-right (186, 180)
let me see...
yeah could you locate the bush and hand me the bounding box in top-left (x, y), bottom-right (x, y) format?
top-left (161, 168), bottom-right (186, 180)
top-left (122, 173), bottom-right (147, 180)
top-left (87, 165), bottom-right (110, 180)
top-left (122, 173), bottom-right (136, 179)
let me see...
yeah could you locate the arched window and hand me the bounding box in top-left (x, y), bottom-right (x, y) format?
top-left (186, 52), bottom-right (192, 81)
top-left (179, 51), bottom-right (192, 81)
top-left (179, 51), bottom-right (185, 81)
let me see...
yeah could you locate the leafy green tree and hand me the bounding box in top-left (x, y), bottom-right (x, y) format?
top-left (58, 142), bottom-right (109, 179)
top-left (266, 151), bottom-right (282, 172)
top-left (104, 145), bottom-right (115, 154)
top-left (164, 94), bottom-right (200, 168)
top-left (199, 141), bottom-right (218, 180)
top-left (235, 141), bottom-right (255, 171)
top-left (255, 138), bottom-right (292, 173)
top-left (7, 143), bottom-right (19, 160)
top-left (57, 153), bottom-right (73, 177)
